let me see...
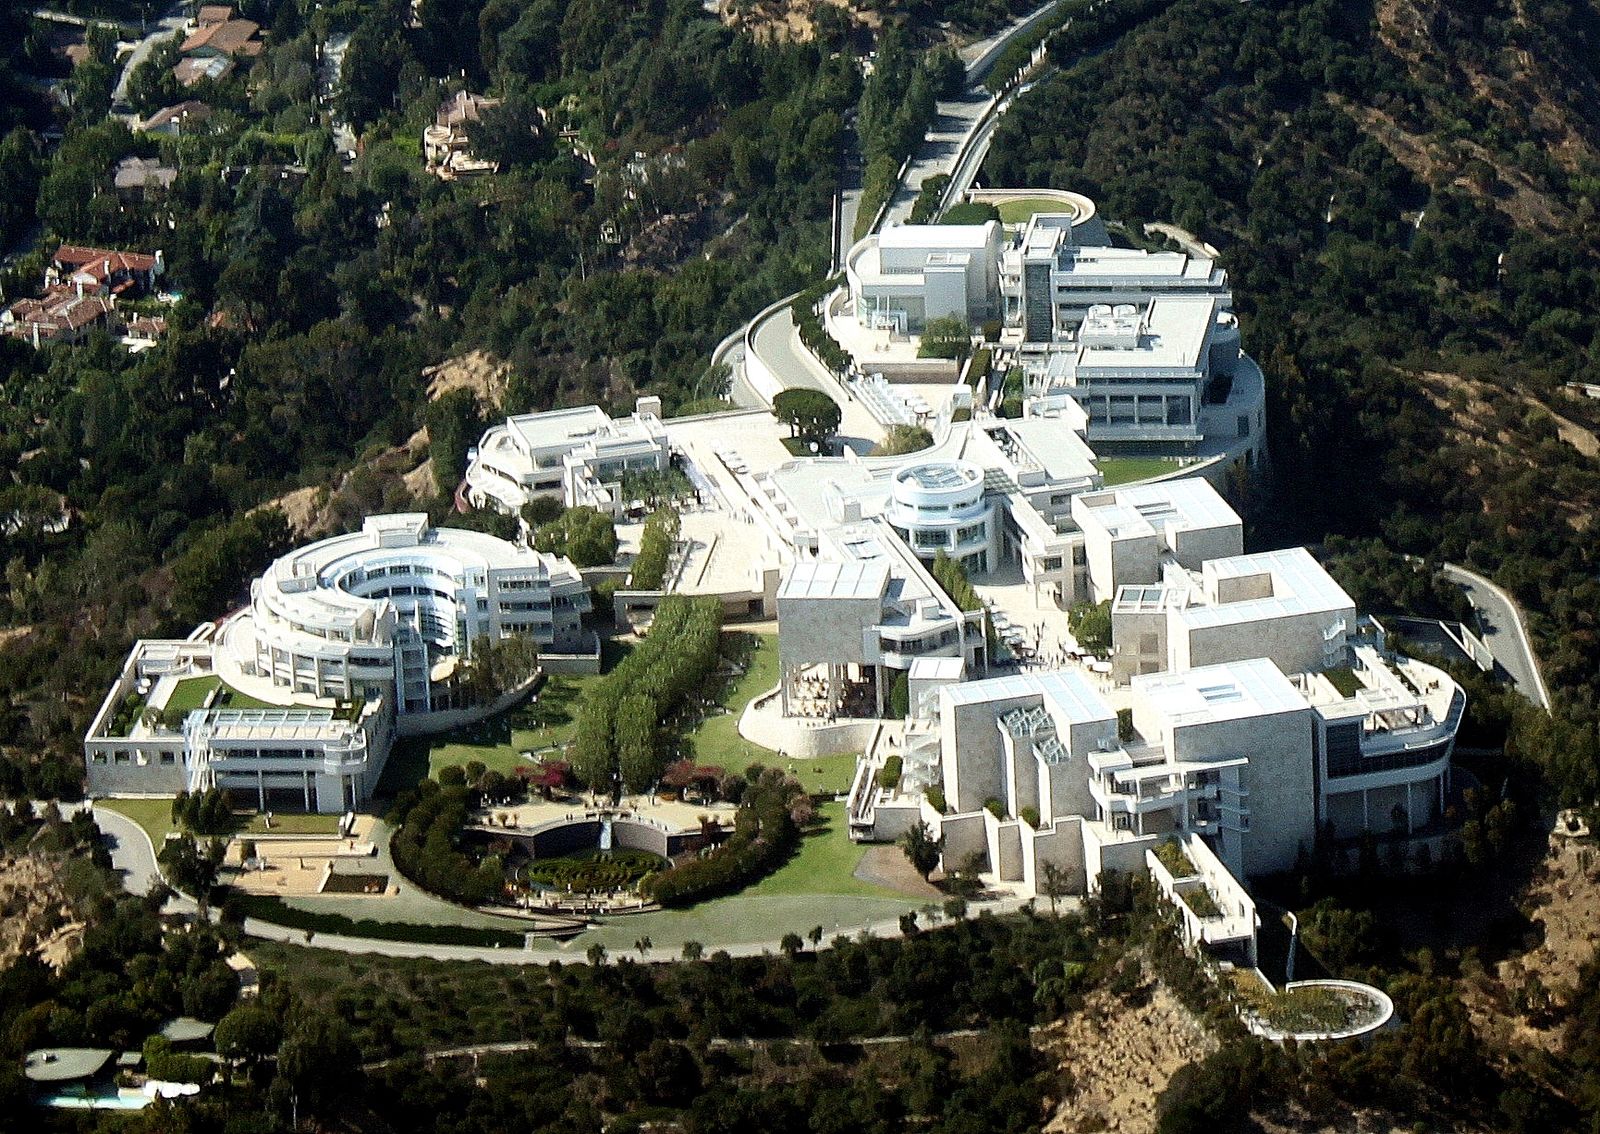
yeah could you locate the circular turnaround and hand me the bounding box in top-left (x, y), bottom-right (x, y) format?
top-left (1242, 979), bottom-right (1395, 1043)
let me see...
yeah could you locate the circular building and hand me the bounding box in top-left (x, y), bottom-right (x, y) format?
top-left (885, 460), bottom-right (1000, 574)
top-left (219, 513), bottom-right (591, 716)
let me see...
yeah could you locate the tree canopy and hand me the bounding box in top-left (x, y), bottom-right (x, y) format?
top-left (772, 387), bottom-right (842, 446)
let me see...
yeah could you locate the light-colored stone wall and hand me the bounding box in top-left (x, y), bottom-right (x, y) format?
top-left (937, 811), bottom-right (989, 873)
top-left (1169, 708), bottom-right (1317, 877)
top-left (1177, 607), bottom-right (1350, 678)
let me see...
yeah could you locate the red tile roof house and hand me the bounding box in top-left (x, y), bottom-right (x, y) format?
top-left (172, 6), bottom-right (262, 86)
top-left (179, 12), bottom-right (262, 59)
top-left (2, 289), bottom-right (119, 346)
top-left (47, 245), bottom-right (165, 297)
top-left (123, 315), bottom-right (169, 350)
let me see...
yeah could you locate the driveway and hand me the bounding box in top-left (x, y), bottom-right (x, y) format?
top-left (111, 1), bottom-right (189, 110)
top-left (749, 306), bottom-right (884, 452)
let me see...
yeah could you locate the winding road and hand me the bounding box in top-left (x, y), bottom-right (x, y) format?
top-left (1441, 563), bottom-right (1551, 711)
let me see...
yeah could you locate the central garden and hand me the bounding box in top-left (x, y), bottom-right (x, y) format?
top-left (386, 597), bottom-right (843, 913)
top-left (521, 849), bottom-right (664, 893)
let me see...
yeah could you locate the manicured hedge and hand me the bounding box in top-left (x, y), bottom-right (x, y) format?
top-left (640, 769), bottom-right (803, 906)
top-left (525, 850), bottom-right (661, 891)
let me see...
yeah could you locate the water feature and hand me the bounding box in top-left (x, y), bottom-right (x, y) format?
top-left (599, 818), bottom-right (613, 851)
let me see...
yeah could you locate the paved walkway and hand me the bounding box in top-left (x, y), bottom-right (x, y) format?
top-left (1441, 563), bottom-right (1551, 710)
top-left (93, 805), bottom-right (1030, 964)
top-left (749, 305), bottom-right (886, 451)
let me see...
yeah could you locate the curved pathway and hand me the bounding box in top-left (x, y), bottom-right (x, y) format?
top-left (92, 805), bottom-right (1027, 964)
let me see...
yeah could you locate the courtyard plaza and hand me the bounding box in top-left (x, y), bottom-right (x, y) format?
top-left (474, 793), bottom-right (738, 839)
top-left (225, 814), bottom-right (383, 899)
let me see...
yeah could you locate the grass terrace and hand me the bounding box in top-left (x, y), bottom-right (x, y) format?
top-left (1181, 886), bottom-right (1221, 919)
top-left (98, 797), bottom-right (177, 846)
top-left (683, 632), bottom-right (780, 769)
top-left (1322, 666), bottom-right (1364, 698)
top-left (1097, 456), bottom-right (1176, 487)
top-left (164, 675), bottom-right (277, 716)
top-left (238, 812), bottom-right (344, 836)
top-left (379, 663), bottom-right (620, 792)
top-left (1228, 970), bottom-right (1373, 1034)
top-left (744, 801), bottom-right (887, 899)
top-left (1154, 839), bottom-right (1198, 879)
top-left (997, 197), bottom-right (1073, 224)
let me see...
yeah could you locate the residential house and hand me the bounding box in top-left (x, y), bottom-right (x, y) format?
top-left (173, 6), bottom-right (261, 86)
top-left (48, 245), bottom-right (163, 297)
top-left (113, 157), bottom-right (178, 198)
top-left (423, 90), bottom-right (501, 178)
top-left (2, 289), bottom-right (119, 346)
top-left (140, 100), bottom-right (213, 136)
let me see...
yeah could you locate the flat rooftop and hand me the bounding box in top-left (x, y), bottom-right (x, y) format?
top-left (1074, 477), bottom-right (1241, 542)
top-left (504, 405), bottom-right (655, 451)
top-left (1075, 295), bottom-right (1217, 371)
top-left (974, 416), bottom-right (1099, 483)
top-left (1181, 547), bottom-right (1355, 630)
top-left (1133, 657), bottom-right (1309, 726)
top-left (877, 221), bottom-right (997, 250)
top-left (942, 667), bottom-right (1114, 726)
top-left (1053, 245), bottom-right (1226, 287)
top-left (777, 558), bottom-right (889, 601)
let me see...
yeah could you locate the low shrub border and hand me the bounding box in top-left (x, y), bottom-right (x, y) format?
top-left (223, 891), bottom-right (527, 948)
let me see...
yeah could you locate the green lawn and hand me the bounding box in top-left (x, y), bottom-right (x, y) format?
top-left (381, 651), bottom-right (627, 792)
top-left (239, 812), bottom-right (343, 836)
top-left (746, 801), bottom-right (891, 898)
top-left (997, 197), bottom-right (1073, 224)
top-left (773, 751), bottom-right (860, 795)
top-left (98, 797), bottom-right (175, 845)
top-left (685, 632), bottom-right (780, 769)
top-left (1097, 456), bottom-right (1176, 486)
top-left (164, 675), bottom-right (277, 716)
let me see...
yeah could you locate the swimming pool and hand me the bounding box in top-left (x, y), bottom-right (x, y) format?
top-left (40, 1089), bottom-right (153, 1110)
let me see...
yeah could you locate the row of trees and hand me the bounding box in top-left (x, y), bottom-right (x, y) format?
top-left (170, 788), bottom-right (234, 836)
top-left (568, 595), bottom-right (724, 795)
top-left (789, 276), bottom-right (854, 375)
top-left (627, 506), bottom-right (680, 590)
top-left (458, 632), bottom-right (541, 706)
